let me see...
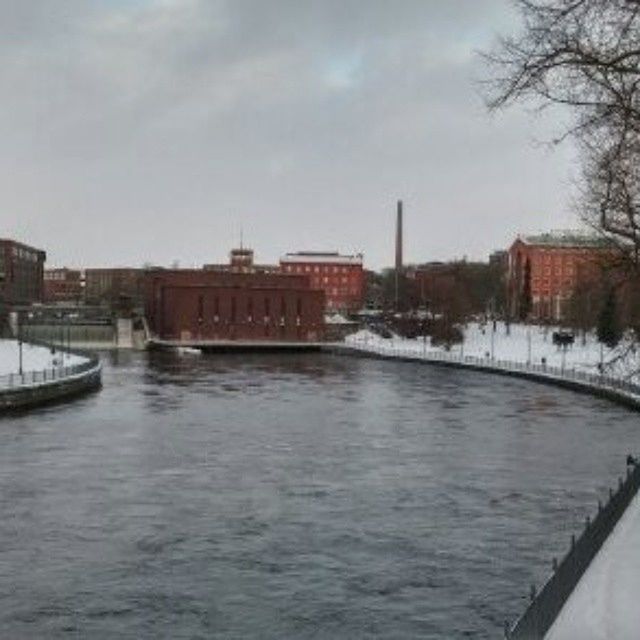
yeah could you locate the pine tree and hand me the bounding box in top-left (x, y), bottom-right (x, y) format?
top-left (597, 288), bottom-right (622, 349)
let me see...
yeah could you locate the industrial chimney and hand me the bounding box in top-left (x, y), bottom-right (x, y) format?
top-left (395, 200), bottom-right (403, 272)
top-left (395, 200), bottom-right (403, 310)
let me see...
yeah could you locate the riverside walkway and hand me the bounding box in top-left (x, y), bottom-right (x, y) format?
top-left (544, 489), bottom-right (640, 640)
top-left (0, 340), bottom-right (102, 410)
top-left (335, 336), bottom-right (640, 410)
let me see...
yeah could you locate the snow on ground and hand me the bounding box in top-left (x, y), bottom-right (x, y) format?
top-left (0, 340), bottom-right (87, 378)
top-left (346, 323), bottom-right (640, 384)
top-left (544, 491), bottom-right (640, 640)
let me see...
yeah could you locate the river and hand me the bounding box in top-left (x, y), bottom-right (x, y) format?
top-left (0, 351), bottom-right (637, 639)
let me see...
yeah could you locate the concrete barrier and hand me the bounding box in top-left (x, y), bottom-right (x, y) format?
top-left (0, 350), bottom-right (102, 412)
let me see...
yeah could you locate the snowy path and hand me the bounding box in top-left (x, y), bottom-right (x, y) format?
top-left (347, 323), bottom-right (640, 384)
top-left (0, 340), bottom-right (87, 378)
top-left (544, 492), bottom-right (640, 640)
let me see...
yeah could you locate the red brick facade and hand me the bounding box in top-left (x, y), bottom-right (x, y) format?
top-left (0, 239), bottom-right (46, 307)
top-left (145, 270), bottom-right (325, 343)
top-left (280, 252), bottom-right (364, 313)
top-left (44, 268), bottom-right (83, 304)
top-left (508, 234), bottom-right (611, 321)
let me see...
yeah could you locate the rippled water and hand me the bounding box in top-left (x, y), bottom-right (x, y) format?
top-left (0, 351), bottom-right (638, 639)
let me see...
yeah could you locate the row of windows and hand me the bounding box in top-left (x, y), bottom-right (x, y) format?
top-left (197, 296), bottom-right (305, 322)
top-left (532, 278), bottom-right (574, 290)
top-left (311, 275), bottom-right (356, 285)
top-left (10, 246), bottom-right (41, 263)
top-left (284, 264), bottom-right (358, 275)
top-left (325, 288), bottom-right (359, 297)
top-left (533, 266), bottom-right (575, 277)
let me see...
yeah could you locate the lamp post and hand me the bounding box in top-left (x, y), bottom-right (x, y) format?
top-left (18, 310), bottom-right (23, 376)
top-left (491, 320), bottom-right (496, 360)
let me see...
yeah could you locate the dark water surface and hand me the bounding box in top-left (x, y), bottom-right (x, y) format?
top-left (1, 351), bottom-right (638, 639)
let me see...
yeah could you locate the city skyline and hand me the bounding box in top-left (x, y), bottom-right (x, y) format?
top-left (2, 0), bottom-right (577, 270)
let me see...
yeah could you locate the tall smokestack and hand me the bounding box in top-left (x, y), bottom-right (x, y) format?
top-left (395, 200), bottom-right (403, 311)
top-left (395, 199), bottom-right (403, 272)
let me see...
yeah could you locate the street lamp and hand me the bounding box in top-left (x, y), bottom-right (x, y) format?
top-left (18, 311), bottom-right (23, 376)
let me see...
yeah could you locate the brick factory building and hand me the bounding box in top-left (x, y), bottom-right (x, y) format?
top-left (279, 252), bottom-right (364, 313)
top-left (0, 238), bottom-right (46, 308)
top-left (44, 268), bottom-right (83, 304)
top-left (507, 232), bottom-right (613, 321)
top-left (84, 268), bottom-right (145, 310)
top-left (203, 247), bottom-right (279, 275)
top-left (145, 270), bottom-right (325, 343)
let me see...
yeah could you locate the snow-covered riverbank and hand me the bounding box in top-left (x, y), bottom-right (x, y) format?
top-left (346, 322), bottom-right (640, 384)
top-left (0, 340), bottom-right (87, 378)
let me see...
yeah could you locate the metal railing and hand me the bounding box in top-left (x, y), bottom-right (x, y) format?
top-left (0, 344), bottom-right (101, 390)
top-left (344, 339), bottom-right (640, 401)
top-left (506, 461), bottom-right (640, 639)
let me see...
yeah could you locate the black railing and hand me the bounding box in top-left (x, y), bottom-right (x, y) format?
top-left (345, 340), bottom-right (640, 400)
top-left (506, 461), bottom-right (640, 639)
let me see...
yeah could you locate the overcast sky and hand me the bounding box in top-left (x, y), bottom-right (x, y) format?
top-left (0, 0), bottom-right (578, 270)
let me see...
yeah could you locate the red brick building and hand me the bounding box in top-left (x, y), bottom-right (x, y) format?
top-left (279, 252), bottom-right (364, 313)
top-left (44, 268), bottom-right (83, 304)
top-left (145, 270), bottom-right (325, 343)
top-left (84, 268), bottom-right (145, 310)
top-left (0, 238), bottom-right (46, 307)
top-left (203, 247), bottom-right (280, 275)
top-left (508, 232), bottom-right (612, 321)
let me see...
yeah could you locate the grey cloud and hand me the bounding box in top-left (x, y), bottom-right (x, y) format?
top-left (0, 0), bottom-right (574, 269)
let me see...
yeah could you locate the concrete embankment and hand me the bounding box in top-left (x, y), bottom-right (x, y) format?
top-left (0, 355), bottom-right (102, 412)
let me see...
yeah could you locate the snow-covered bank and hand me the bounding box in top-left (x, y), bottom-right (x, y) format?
top-left (0, 340), bottom-right (87, 378)
top-left (544, 490), bottom-right (640, 640)
top-left (346, 323), bottom-right (640, 384)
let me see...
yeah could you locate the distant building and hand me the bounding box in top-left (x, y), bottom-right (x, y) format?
top-left (145, 270), bottom-right (325, 343)
top-left (489, 250), bottom-right (508, 271)
top-left (0, 238), bottom-right (46, 308)
top-left (44, 268), bottom-right (83, 304)
top-left (84, 268), bottom-right (145, 311)
top-left (280, 252), bottom-right (365, 312)
top-left (203, 247), bottom-right (279, 274)
top-left (406, 262), bottom-right (459, 311)
top-left (507, 231), bottom-right (613, 321)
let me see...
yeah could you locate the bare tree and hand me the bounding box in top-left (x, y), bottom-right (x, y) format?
top-left (485, 0), bottom-right (640, 266)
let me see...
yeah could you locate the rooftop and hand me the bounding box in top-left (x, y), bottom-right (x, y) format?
top-left (281, 252), bottom-right (363, 266)
top-left (521, 230), bottom-right (612, 249)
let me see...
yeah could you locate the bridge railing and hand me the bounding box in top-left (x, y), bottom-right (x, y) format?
top-left (344, 339), bottom-right (640, 400)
